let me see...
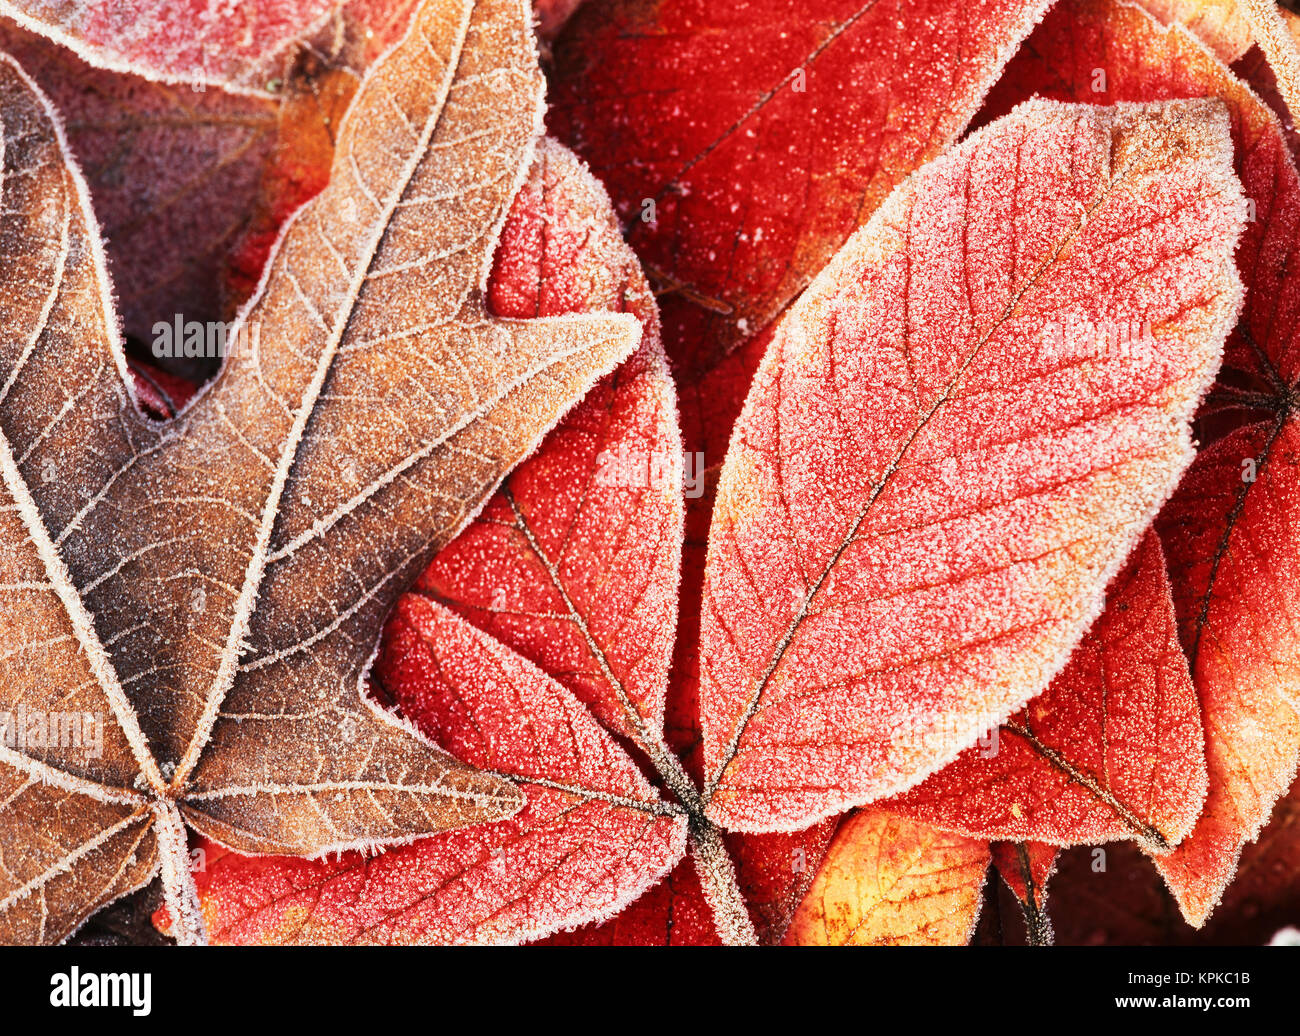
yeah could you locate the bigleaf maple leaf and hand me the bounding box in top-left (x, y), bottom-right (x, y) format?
top-left (0, 0), bottom-right (641, 944)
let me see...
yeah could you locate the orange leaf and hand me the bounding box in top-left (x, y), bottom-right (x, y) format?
top-left (783, 809), bottom-right (991, 946)
top-left (1155, 424), bottom-right (1300, 923)
top-left (1134, 0), bottom-right (1253, 62)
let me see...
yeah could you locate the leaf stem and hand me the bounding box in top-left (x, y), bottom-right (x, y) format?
top-left (642, 729), bottom-right (759, 945)
top-left (1241, 0), bottom-right (1300, 129)
top-left (689, 819), bottom-right (758, 945)
top-left (152, 801), bottom-right (208, 946)
top-left (1014, 842), bottom-right (1054, 948)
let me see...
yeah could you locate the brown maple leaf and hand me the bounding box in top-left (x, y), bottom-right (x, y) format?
top-left (0, 0), bottom-right (640, 944)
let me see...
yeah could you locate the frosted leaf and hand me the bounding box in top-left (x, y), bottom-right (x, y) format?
top-left (783, 809), bottom-right (990, 946)
top-left (986, 0), bottom-right (1300, 932)
top-left (1133, 0), bottom-right (1253, 62)
top-left (0, 0), bottom-right (340, 95)
top-left (0, 0), bottom-right (639, 944)
top-left (699, 98), bottom-right (1245, 833)
top-left (887, 533), bottom-right (1208, 853)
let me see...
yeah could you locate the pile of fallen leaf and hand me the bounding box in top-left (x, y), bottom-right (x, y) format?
top-left (1, 0), bottom-right (1298, 947)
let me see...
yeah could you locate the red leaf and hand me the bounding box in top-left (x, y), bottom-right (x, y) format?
top-left (698, 98), bottom-right (1244, 833)
top-left (415, 140), bottom-right (680, 745)
top-left (727, 823), bottom-right (838, 944)
top-left (992, 840), bottom-right (1058, 904)
top-left (528, 430), bottom-right (837, 945)
top-left (672, 356), bottom-right (842, 944)
top-left (974, 0), bottom-right (1300, 929)
top-left (128, 358), bottom-right (199, 420)
top-left (0, 0), bottom-right (338, 93)
top-left (886, 532), bottom-right (1207, 850)
top-left (667, 338), bottom-right (768, 783)
top-left (677, 330), bottom-right (773, 490)
top-left (539, 856), bottom-right (721, 945)
top-left (546, 0), bottom-right (1055, 377)
top-left (991, 839), bottom-right (1057, 943)
top-left (185, 595), bottom-right (685, 944)
top-left (552, 334), bottom-right (835, 945)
